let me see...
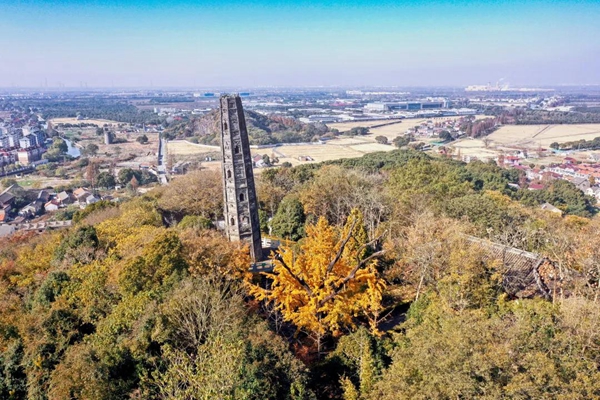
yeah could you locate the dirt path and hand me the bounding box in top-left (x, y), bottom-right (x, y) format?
top-left (532, 125), bottom-right (552, 138)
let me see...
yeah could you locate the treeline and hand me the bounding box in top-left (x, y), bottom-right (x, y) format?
top-left (0, 150), bottom-right (598, 399)
top-left (485, 107), bottom-right (600, 124)
top-left (4, 99), bottom-right (164, 124)
top-left (552, 136), bottom-right (600, 150)
top-left (460, 115), bottom-right (504, 138)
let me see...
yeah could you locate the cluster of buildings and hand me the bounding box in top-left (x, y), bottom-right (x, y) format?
top-left (153, 107), bottom-right (211, 118)
top-left (406, 117), bottom-right (469, 139)
top-left (42, 187), bottom-right (102, 213)
top-left (494, 153), bottom-right (600, 202)
top-left (0, 123), bottom-right (47, 166)
top-left (468, 93), bottom-right (567, 110)
top-left (0, 184), bottom-right (106, 227)
top-left (297, 101), bottom-right (476, 124)
top-left (465, 81), bottom-right (555, 93)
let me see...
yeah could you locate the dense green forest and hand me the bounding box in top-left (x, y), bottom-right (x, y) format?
top-left (0, 150), bottom-right (599, 399)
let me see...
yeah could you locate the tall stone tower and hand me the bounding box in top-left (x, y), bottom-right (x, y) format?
top-left (220, 95), bottom-right (263, 262)
top-left (104, 129), bottom-right (113, 145)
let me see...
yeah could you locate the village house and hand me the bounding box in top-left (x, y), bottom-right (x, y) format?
top-left (0, 190), bottom-right (15, 212)
top-left (528, 183), bottom-right (545, 191)
top-left (85, 194), bottom-right (100, 205)
top-left (35, 190), bottom-right (50, 206)
top-left (541, 203), bottom-right (562, 215)
top-left (252, 155), bottom-right (267, 168)
top-left (73, 188), bottom-right (92, 204)
top-left (526, 167), bottom-right (543, 181)
top-left (56, 191), bottom-right (73, 205)
top-left (585, 187), bottom-right (600, 201)
top-left (44, 200), bottom-right (60, 212)
top-left (569, 177), bottom-right (591, 192)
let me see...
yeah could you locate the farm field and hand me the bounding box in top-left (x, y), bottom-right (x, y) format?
top-left (74, 129), bottom-right (159, 161)
top-left (367, 120), bottom-right (429, 139)
top-left (327, 119), bottom-right (397, 131)
top-left (268, 143), bottom-right (367, 165)
top-left (348, 143), bottom-right (394, 152)
top-left (451, 139), bottom-right (503, 161)
top-left (165, 138), bottom-right (375, 165)
top-left (487, 124), bottom-right (600, 148)
top-left (451, 123), bottom-right (600, 163)
top-left (15, 177), bottom-right (73, 189)
top-left (166, 115), bottom-right (503, 169)
top-left (166, 140), bottom-right (219, 156)
top-left (49, 118), bottom-right (123, 126)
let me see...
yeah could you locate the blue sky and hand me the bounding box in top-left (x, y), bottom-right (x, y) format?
top-left (0, 0), bottom-right (599, 87)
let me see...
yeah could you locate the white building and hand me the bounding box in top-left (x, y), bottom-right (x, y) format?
top-left (19, 134), bottom-right (37, 149)
top-left (7, 131), bottom-right (23, 148)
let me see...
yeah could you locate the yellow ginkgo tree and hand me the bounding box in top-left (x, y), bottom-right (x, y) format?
top-left (250, 209), bottom-right (386, 347)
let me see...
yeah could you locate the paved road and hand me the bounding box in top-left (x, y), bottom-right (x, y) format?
top-left (157, 138), bottom-right (168, 185)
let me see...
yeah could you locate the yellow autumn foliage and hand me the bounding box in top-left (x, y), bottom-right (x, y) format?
top-left (11, 233), bottom-right (61, 288)
top-left (250, 209), bottom-right (385, 337)
top-left (95, 198), bottom-right (162, 253)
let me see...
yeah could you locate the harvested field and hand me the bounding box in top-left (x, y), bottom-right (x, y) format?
top-left (270, 144), bottom-right (366, 165)
top-left (97, 134), bottom-right (160, 162)
top-left (451, 139), bottom-right (500, 161)
top-left (198, 161), bottom-right (222, 172)
top-left (327, 120), bottom-right (397, 131)
top-left (49, 118), bottom-right (122, 126)
top-left (349, 143), bottom-right (394, 152)
top-left (166, 138), bottom-right (394, 167)
top-left (450, 123), bottom-right (600, 163)
top-left (487, 124), bottom-right (600, 148)
top-left (166, 140), bottom-right (219, 156)
top-left (16, 177), bottom-right (73, 190)
top-left (332, 137), bottom-right (373, 145)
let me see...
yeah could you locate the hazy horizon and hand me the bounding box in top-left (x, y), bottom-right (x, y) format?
top-left (1, 0), bottom-right (599, 88)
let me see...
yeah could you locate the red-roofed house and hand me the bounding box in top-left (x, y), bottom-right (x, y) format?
top-left (44, 200), bottom-right (60, 212)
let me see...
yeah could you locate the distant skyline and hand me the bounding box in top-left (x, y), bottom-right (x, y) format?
top-left (1, 0), bottom-right (599, 88)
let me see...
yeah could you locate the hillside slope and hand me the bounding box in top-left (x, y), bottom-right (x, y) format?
top-left (163, 109), bottom-right (329, 145)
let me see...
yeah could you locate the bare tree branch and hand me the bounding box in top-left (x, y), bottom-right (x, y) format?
top-left (318, 249), bottom-right (386, 308)
top-left (326, 219), bottom-right (357, 275)
top-left (275, 252), bottom-right (313, 296)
